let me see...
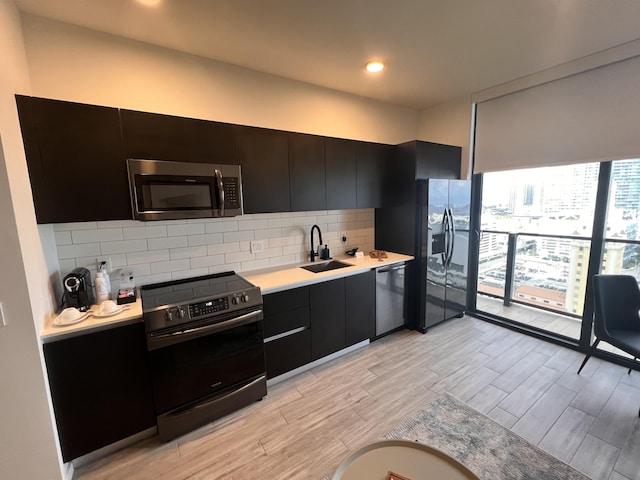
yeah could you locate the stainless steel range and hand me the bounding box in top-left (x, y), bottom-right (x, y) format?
top-left (140, 271), bottom-right (266, 441)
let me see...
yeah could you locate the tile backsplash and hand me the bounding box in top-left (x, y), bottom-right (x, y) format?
top-left (51, 209), bottom-right (375, 294)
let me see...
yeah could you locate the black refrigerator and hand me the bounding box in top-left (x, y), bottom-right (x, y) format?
top-left (376, 173), bottom-right (471, 332)
top-left (416, 178), bottom-right (471, 331)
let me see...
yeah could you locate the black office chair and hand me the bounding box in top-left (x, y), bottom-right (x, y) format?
top-left (577, 274), bottom-right (640, 415)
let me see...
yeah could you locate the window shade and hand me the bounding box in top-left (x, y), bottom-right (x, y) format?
top-left (474, 54), bottom-right (640, 173)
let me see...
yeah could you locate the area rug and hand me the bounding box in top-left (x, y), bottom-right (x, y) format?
top-left (379, 393), bottom-right (589, 480)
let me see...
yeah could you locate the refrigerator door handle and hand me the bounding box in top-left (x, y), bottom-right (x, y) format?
top-left (440, 209), bottom-right (448, 264)
top-left (447, 207), bottom-right (456, 267)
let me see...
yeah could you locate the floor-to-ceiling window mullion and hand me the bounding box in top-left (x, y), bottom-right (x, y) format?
top-left (579, 161), bottom-right (611, 350)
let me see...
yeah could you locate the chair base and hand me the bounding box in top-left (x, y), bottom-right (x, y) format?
top-left (577, 339), bottom-right (600, 375)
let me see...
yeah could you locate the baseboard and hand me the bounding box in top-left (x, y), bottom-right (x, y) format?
top-left (71, 427), bottom-right (157, 471)
top-left (267, 339), bottom-right (369, 387)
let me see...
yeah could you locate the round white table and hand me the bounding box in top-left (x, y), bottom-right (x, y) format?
top-left (332, 440), bottom-right (479, 480)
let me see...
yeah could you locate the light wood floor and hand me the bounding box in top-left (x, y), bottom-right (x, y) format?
top-left (74, 317), bottom-right (640, 480)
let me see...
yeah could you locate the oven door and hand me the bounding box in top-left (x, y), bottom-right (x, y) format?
top-left (147, 308), bottom-right (265, 415)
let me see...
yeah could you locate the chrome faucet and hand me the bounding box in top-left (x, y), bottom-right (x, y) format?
top-left (309, 224), bottom-right (323, 262)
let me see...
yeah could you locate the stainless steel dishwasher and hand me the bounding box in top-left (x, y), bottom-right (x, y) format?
top-left (375, 262), bottom-right (406, 336)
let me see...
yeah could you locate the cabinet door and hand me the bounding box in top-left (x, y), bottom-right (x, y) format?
top-left (345, 270), bottom-right (376, 346)
top-left (264, 330), bottom-right (312, 379)
top-left (20, 97), bottom-right (130, 223)
top-left (43, 323), bottom-right (155, 462)
top-left (237, 126), bottom-right (290, 213)
top-left (184, 118), bottom-right (240, 164)
top-left (121, 109), bottom-right (188, 161)
top-left (288, 132), bottom-right (326, 211)
top-left (310, 278), bottom-right (346, 360)
top-left (326, 137), bottom-right (357, 209)
top-left (356, 142), bottom-right (393, 208)
top-left (263, 286), bottom-right (310, 338)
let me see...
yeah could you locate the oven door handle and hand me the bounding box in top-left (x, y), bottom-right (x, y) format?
top-left (147, 309), bottom-right (263, 350)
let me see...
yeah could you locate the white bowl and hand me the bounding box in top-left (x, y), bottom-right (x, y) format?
top-left (98, 300), bottom-right (119, 316)
top-left (60, 307), bottom-right (83, 321)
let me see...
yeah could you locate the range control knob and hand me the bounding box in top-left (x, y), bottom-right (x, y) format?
top-left (231, 296), bottom-right (239, 305)
top-left (240, 293), bottom-right (249, 303)
top-left (165, 309), bottom-right (174, 322)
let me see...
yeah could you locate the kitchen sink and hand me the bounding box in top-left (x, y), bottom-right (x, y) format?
top-left (300, 260), bottom-right (351, 273)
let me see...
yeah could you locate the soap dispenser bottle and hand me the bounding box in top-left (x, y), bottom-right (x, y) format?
top-left (95, 271), bottom-right (109, 304)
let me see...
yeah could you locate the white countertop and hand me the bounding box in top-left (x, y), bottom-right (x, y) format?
top-left (242, 252), bottom-right (413, 294)
top-left (40, 251), bottom-right (413, 342)
top-left (41, 298), bottom-right (142, 343)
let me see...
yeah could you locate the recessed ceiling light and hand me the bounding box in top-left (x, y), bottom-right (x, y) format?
top-left (136, 0), bottom-right (162, 7)
top-left (365, 61), bottom-right (385, 73)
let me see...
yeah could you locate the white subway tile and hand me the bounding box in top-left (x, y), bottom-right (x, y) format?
top-left (134, 272), bottom-right (172, 286)
top-left (292, 216), bottom-right (317, 226)
top-left (211, 263), bottom-right (241, 274)
top-left (170, 246), bottom-right (208, 260)
top-left (315, 214), bottom-right (339, 224)
top-left (127, 250), bottom-right (170, 265)
top-left (268, 237), bottom-right (296, 248)
top-left (148, 236), bottom-right (188, 250)
top-left (207, 243), bottom-right (240, 255)
top-left (222, 230), bottom-right (254, 243)
top-left (72, 228), bottom-right (123, 244)
top-left (97, 220), bottom-right (139, 229)
top-left (280, 212), bottom-right (300, 218)
top-left (269, 255), bottom-right (299, 267)
top-left (241, 259), bottom-right (271, 271)
top-left (57, 243), bottom-right (101, 259)
top-left (128, 264), bottom-right (152, 277)
top-left (53, 222), bottom-right (98, 231)
top-left (123, 225), bottom-right (168, 240)
top-left (150, 259), bottom-right (191, 274)
top-left (254, 228), bottom-right (283, 240)
top-left (149, 219), bottom-right (187, 226)
top-left (172, 268), bottom-right (209, 280)
top-left (205, 221), bottom-right (239, 234)
top-left (58, 259), bottom-right (77, 276)
top-left (267, 217), bottom-right (294, 228)
top-left (101, 239), bottom-right (148, 255)
top-left (167, 223), bottom-right (205, 237)
top-left (225, 251), bottom-right (255, 263)
top-left (238, 219), bottom-right (269, 231)
top-left (54, 231), bottom-right (72, 245)
top-left (190, 254), bottom-right (226, 269)
top-left (188, 233), bottom-right (224, 246)
top-left (255, 247), bottom-right (283, 259)
top-left (283, 244), bottom-right (306, 256)
top-left (110, 254), bottom-right (128, 268)
top-left (282, 226), bottom-right (308, 238)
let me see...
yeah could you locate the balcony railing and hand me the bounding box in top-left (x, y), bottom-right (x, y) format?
top-left (478, 230), bottom-right (592, 319)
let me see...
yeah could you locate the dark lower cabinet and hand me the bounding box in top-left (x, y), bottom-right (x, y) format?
top-left (346, 270), bottom-right (376, 346)
top-left (264, 330), bottom-right (312, 379)
top-left (43, 323), bottom-right (155, 462)
top-left (310, 278), bottom-right (346, 360)
top-left (263, 287), bottom-right (312, 379)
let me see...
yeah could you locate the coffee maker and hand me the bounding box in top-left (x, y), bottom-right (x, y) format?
top-left (62, 267), bottom-right (94, 311)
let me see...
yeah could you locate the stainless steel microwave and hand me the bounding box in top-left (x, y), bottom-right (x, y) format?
top-left (127, 159), bottom-right (243, 221)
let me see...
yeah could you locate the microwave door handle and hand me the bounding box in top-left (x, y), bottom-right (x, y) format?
top-left (214, 169), bottom-right (224, 216)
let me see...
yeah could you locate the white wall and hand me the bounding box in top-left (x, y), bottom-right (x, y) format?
top-left (0, 0), bottom-right (64, 478)
top-left (418, 95), bottom-right (474, 179)
top-left (21, 14), bottom-right (420, 145)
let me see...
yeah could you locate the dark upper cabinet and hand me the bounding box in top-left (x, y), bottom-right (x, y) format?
top-left (184, 118), bottom-right (239, 164)
top-left (310, 278), bottom-right (346, 360)
top-left (288, 132), bottom-right (326, 211)
top-left (16, 96), bottom-right (130, 223)
top-left (356, 142), bottom-right (393, 208)
top-left (326, 137), bottom-right (357, 209)
top-left (237, 126), bottom-right (290, 213)
top-left (120, 109), bottom-right (188, 161)
top-left (345, 270), bottom-right (376, 346)
top-left (43, 323), bottom-right (155, 462)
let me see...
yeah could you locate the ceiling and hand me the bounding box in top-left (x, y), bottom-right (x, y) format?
top-left (13, 0), bottom-right (640, 110)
